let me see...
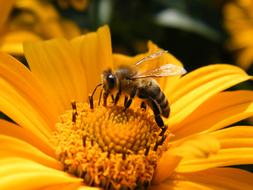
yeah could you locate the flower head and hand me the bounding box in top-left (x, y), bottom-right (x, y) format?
top-left (224, 0), bottom-right (253, 70)
top-left (1, 25), bottom-right (253, 189)
top-left (0, 0), bottom-right (81, 56)
top-left (57, 0), bottom-right (90, 11)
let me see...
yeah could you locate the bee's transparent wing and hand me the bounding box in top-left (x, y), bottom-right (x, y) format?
top-left (132, 64), bottom-right (187, 79)
top-left (135, 50), bottom-right (168, 66)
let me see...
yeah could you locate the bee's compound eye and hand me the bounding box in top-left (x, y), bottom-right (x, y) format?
top-left (107, 74), bottom-right (116, 89)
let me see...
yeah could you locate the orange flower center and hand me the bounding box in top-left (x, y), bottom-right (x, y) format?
top-left (51, 102), bottom-right (171, 190)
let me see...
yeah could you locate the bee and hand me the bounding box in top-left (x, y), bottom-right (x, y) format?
top-left (89, 51), bottom-right (186, 129)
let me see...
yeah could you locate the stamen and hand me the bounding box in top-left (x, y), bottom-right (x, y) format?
top-left (71, 100), bottom-right (77, 110)
top-left (51, 103), bottom-right (171, 190)
top-left (145, 145), bottom-right (150, 156)
top-left (71, 100), bottom-right (78, 122)
top-left (88, 94), bottom-right (93, 109)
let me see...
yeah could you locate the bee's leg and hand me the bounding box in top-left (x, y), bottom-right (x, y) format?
top-left (98, 88), bottom-right (103, 106)
top-left (114, 84), bottom-right (122, 105)
top-left (149, 100), bottom-right (167, 136)
top-left (111, 95), bottom-right (115, 103)
top-left (148, 99), bottom-right (164, 127)
top-left (140, 101), bottom-right (146, 111)
top-left (124, 89), bottom-right (137, 110)
top-left (88, 95), bottom-right (94, 109)
top-left (71, 101), bottom-right (77, 122)
top-left (148, 99), bottom-right (168, 150)
top-left (103, 91), bottom-right (109, 107)
top-left (124, 96), bottom-right (128, 107)
top-left (114, 91), bottom-right (121, 105)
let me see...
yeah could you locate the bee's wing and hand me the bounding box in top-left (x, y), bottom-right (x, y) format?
top-left (131, 64), bottom-right (186, 79)
top-left (135, 50), bottom-right (168, 66)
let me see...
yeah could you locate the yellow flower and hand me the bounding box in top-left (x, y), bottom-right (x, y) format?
top-left (224, 0), bottom-right (253, 70)
top-left (0, 0), bottom-right (81, 56)
top-left (57, 0), bottom-right (90, 11)
top-left (1, 25), bottom-right (253, 189)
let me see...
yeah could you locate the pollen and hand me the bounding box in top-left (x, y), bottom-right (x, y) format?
top-left (51, 102), bottom-right (171, 190)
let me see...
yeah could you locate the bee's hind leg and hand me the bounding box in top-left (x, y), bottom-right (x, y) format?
top-left (124, 88), bottom-right (137, 111)
top-left (155, 115), bottom-right (168, 136)
top-left (124, 98), bottom-right (133, 111)
top-left (124, 96), bottom-right (128, 107)
top-left (155, 115), bottom-right (164, 127)
top-left (147, 99), bottom-right (163, 127)
top-left (114, 90), bottom-right (121, 105)
top-left (147, 99), bottom-right (168, 151)
top-left (110, 95), bottom-right (115, 103)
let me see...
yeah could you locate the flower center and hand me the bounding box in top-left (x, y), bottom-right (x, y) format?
top-left (51, 102), bottom-right (171, 190)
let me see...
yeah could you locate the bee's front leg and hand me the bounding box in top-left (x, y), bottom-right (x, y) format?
top-left (103, 91), bottom-right (109, 107)
top-left (114, 84), bottom-right (122, 105)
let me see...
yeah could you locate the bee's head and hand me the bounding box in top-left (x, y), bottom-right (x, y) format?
top-left (102, 69), bottom-right (117, 91)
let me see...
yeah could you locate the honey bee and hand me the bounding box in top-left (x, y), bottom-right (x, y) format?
top-left (89, 51), bottom-right (186, 129)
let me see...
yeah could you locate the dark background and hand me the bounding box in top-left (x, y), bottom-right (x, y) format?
top-left (59, 0), bottom-right (230, 72)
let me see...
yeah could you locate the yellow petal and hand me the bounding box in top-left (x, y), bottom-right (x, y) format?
top-left (169, 168), bottom-right (253, 190)
top-left (170, 134), bottom-right (220, 160)
top-left (150, 180), bottom-right (213, 190)
top-left (113, 52), bottom-right (143, 67)
top-left (60, 19), bottom-right (82, 39)
top-left (176, 148), bottom-right (253, 172)
top-left (0, 119), bottom-right (55, 158)
top-left (71, 25), bottom-right (113, 99)
top-left (15, 0), bottom-right (66, 39)
top-left (169, 64), bottom-right (252, 126)
top-left (237, 46), bottom-right (253, 70)
top-left (176, 126), bottom-right (253, 172)
top-left (70, 0), bottom-right (89, 11)
top-left (77, 187), bottom-right (102, 190)
top-left (0, 134), bottom-right (60, 169)
top-left (24, 38), bottom-right (86, 112)
top-left (170, 91), bottom-right (253, 139)
top-left (0, 52), bottom-right (57, 129)
top-left (0, 0), bottom-right (14, 30)
top-left (40, 183), bottom-right (86, 190)
top-left (152, 152), bottom-right (181, 184)
top-left (0, 30), bottom-right (41, 55)
top-left (0, 157), bottom-right (81, 190)
top-left (212, 126), bottom-right (253, 148)
top-left (0, 78), bottom-right (52, 141)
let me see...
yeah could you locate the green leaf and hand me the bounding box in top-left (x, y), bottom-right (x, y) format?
top-left (155, 9), bottom-right (220, 41)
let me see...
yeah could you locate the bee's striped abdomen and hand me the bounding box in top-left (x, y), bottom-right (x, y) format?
top-left (155, 89), bottom-right (170, 118)
top-left (137, 79), bottom-right (170, 119)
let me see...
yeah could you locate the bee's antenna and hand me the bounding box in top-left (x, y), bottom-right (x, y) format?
top-left (89, 83), bottom-right (102, 109)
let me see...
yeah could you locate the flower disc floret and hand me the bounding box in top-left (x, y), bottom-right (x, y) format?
top-left (51, 102), bottom-right (171, 190)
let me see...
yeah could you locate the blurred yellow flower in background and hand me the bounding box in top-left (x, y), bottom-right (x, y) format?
top-left (224, 0), bottom-right (253, 70)
top-left (57, 0), bottom-right (90, 11)
top-left (0, 25), bottom-right (253, 189)
top-left (0, 0), bottom-right (82, 56)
